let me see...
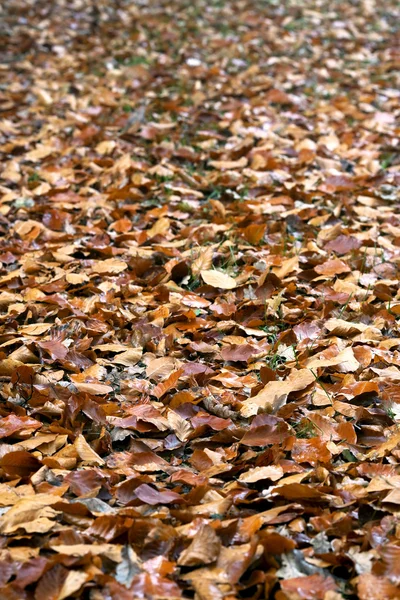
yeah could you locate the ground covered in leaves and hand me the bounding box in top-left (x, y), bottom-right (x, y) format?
top-left (0, 0), bottom-right (399, 598)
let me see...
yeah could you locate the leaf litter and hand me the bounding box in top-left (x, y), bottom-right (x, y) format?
top-left (0, 0), bottom-right (399, 598)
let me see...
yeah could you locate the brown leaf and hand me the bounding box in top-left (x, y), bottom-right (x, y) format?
top-left (152, 368), bottom-right (184, 399)
top-left (291, 438), bottom-right (332, 465)
top-left (200, 270), bottom-right (237, 289)
top-left (240, 369), bottom-right (315, 417)
top-left (74, 434), bottom-right (105, 466)
top-left (281, 574), bottom-right (338, 600)
top-left (178, 525), bottom-right (221, 566)
top-left (357, 574), bottom-right (400, 600)
top-left (0, 415), bottom-right (42, 439)
top-left (0, 450), bottom-right (42, 478)
top-left (314, 258), bottom-right (351, 276)
top-left (0, 494), bottom-right (61, 534)
top-left (134, 484), bottom-right (183, 505)
top-left (34, 564), bottom-right (89, 600)
top-left (192, 246), bottom-right (214, 276)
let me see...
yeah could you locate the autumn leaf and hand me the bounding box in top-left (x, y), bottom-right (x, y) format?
top-left (0, 494), bottom-right (61, 534)
top-left (0, 0), bottom-right (398, 597)
top-left (74, 434), bottom-right (105, 466)
top-left (200, 270), bottom-right (237, 289)
top-left (192, 246), bottom-right (213, 276)
top-left (152, 368), bottom-right (184, 399)
top-left (239, 465), bottom-right (283, 483)
top-left (0, 415), bottom-right (42, 439)
top-left (178, 524), bottom-right (221, 566)
top-left (240, 369), bottom-right (315, 416)
top-left (92, 258), bottom-right (128, 274)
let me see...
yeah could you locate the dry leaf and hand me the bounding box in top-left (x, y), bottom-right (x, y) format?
top-left (0, 494), bottom-right (61, 534)
top-left (74, 434), bottom-right (105, 466)
top-left (72, 382), bottom-right (113, 395)
top-left (239, 465), bottom-right (284, 483)
top-left (241, 369), bottom-right (315, 417)
top-left (192, 246), bottom-right (214, 276)
top-left (201, 270), bottom-right (237, 289)
top-left (92, 258), bottom-right (128, 274)
top-left (167, 410), bottom-right (192, 442)
top-left (178, 525), bottom-right (221, 566)
top-left (306, 346), bottom-right (360, 373)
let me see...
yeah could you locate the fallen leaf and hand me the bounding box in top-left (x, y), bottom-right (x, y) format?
top-left (0, 494), bottom-right (61, 534)
top-left (201, 270), bottom-right (237, 289)
top-left (239, 465), bottom-right (284, 483)
top-left (306, 346), bottom-right (360, 373)
top-left (178, 524), bottom-right (221, 566)
top-left (240, 369), bottom-right (315, 416)
top-left (74, 434), bottom-right (105, 466)
top-left (92, 258), bottom-right (128, 274)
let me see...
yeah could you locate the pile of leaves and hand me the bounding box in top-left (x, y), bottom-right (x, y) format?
top-left (0, 0), bottom-right (399, 598)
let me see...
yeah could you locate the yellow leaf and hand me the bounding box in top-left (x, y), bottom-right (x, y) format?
top-left (74, 434), bottom-right (105, 466)
top-left (113, 348), bottom-right (142, 366)
top-left (178, 525), bottom-right (221, 566)
top-left (95, 140), bottom-right (116, 155)
top-left (0, 494), bottom-right (61, 534)
top-left (306, 346), bottom-right (359, 373)
top-left (324, 318), bottom-right (378, 337)
top-left (1, 160), bottom-right (21, 183)
top-left (58, 571), bottom-right (89, 600)
top-left (272, 256), bottom-right (299, 279)
top-left (209, 157), bottom-right (248, 170)
top-left (92, 258), bottom-right (128, 274)
top-left (50, 543), bottom-right (121, 562)
top-left (72, 382), bottom-right (113, 395)
top-left (239, 465), bottom-right (283, 483)
top-left (201, 270), bottom-right (236, 289)
top-left (167, 410), bottom-right (192, 442)
top-left (19, 323), bottom-right (53, 335)
top-left (25, 144), bottom-right (53, 161)
top-left (0, 359), bottom-right (25, 376)
top-left (147, 217), bottom-right (170, 237)
top-left (192, 246), bottom-right (213, 276)
top-left (66, 273), bottom-right (90, 285)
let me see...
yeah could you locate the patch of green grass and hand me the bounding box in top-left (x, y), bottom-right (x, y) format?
top-left (177, 201), bottom-right (194, 213)
top-left (386, 407), bottom-right (396, 420)
top-left (342, 449), bottom-right (357, 462)
top-left (265, 351), bottom-right (286, 371)
top-left (118, 55), bottom-right (150, 66)
top-left (294, 419), bottom-right (317, 438)
top-left (28, 172), bottom-right (40, 183)
top-left (154, 173), bottom-right (174, 183)
top-left (380, 152), bottom-right (396, 170)
top-left (185, 275), bottom-right (200, 291)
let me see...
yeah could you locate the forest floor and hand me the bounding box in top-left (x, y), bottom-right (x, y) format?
top-left (0, 0), bottom-right (399, 598)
